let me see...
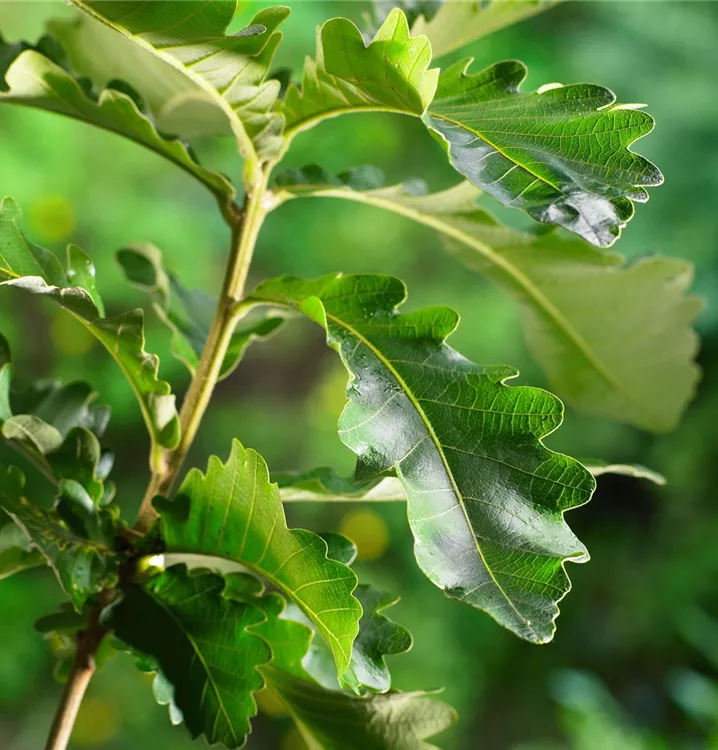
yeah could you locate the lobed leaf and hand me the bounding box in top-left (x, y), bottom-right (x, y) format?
top-left (412, 1), bottom-right (562, 58)
top-left (281, 9), bottom-right (438, 143)
top-left (424, 60), bottom-right (663, 246)
top-left (0, 198), bottom-right (179, 453)
top-left (284, 9), bottom-right (661, 244)
top-left (154, 439), bottom-right (362, 676)
top-left (104, 565), bottom-right (270, 749)
top-left (274, 176), bottom-right (700, 432)
top-left (225, 574), bottom-right (456, 749)
top-left (117, 244), bottom-right (284, 380)
top-left (0, 34), bottom-right (235, 211)
top-left (249, 274), bottom-right (594, 643)
top-left (291, 584), bottom-right (413, 694)
top-left (0, 465), bottom-right (118, 609)
top-left (68, 2), bottom-right (290, 163)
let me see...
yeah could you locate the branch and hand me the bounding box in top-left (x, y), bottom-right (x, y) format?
top-left (134, 175), bottom-right (271, 533)
top-left (44, 608), bottom-right (107, 750)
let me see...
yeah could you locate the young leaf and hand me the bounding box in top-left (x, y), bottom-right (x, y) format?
top-left (276, 468), bottom-right (405, 504)
top-left (154, 439), bottom-right (362, 676)
top-left (225, 574), bottom-right (456, 749)
top-left (275, 178), bottom-right (700, 432)
top-left (0, 198), bottom-right (179, 453)
top-left (68, 2), bottom-right (290, 163)
top-left (248, 275), bottom-right (595, 643)
top-left (0, 35), bottom-right (235, 211)
top-left (412, 1), bottom-right (561, 58)
top-left (282, 9), bottom-right (438, 143)
top-left (103, 565), bottom-right (270, 749)
top-left (0, 465), bottom-right (118, 609)
top-left (117, 244), bottom-right (284, 380)
top-left (423, 60), bottom-right (663, 246)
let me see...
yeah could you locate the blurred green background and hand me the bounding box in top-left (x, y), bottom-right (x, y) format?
top-left (1, 1), bottom-right (717, 748)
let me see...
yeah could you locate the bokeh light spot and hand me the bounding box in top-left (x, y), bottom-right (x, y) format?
top-left (29, 194), bottom-right (76, 243)
top-left (71, 696), bottom-right (119, 746)
top-left (339, 509), bottom-right (389, 561)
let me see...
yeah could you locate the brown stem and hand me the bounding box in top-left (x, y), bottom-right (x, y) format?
top-left (44, 609), bottom-right (106, 750)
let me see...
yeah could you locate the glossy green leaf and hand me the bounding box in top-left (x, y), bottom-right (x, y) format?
top-left (282, 9), bottom-right (438, 143)
top-left (117, 244), bottom-right (284, 380)
top-left (104, 565), bottom-right (270, 749)
top-left (225, 574), bottom-right (456, 749)
top-left (68, 2), bottom-right (290, 162)
top-left (154, 439), bottom-right (362, 675)
top-left (249, 274), bottom-right (594, 643)
top-left (412, 1), bottom-right (561, 58)
top-left (282, 10), bottom-right (659, 244)
top-left (276, 468), bottom-right (405, 504)
top-left (423, 60), bottom-right (663, 246)
top-left (0, 465), bottom-right (118, 609)
top-left (275, 178), bottom-right (700, 432)
top-left (0, 34), bottom-right (235, 211)
top-left (0, 198), bottom-right (179, 453)
top-left (581, 460), bottom-right (666, 486)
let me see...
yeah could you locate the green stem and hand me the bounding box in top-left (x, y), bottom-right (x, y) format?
top-left (134, 173), bottom-right (271, 532)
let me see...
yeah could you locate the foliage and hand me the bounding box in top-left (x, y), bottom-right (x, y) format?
top-left (0, 2), bottom-right (704, 749)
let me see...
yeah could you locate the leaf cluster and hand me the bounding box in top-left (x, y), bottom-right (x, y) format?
top-left (0, 1), bottom-right (702, 748)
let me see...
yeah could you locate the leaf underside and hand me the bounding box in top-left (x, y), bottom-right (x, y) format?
top-left (68, 1), bottom-right (290, 159)
top-left (250, 274), bottom-right (595, 643)
top-left (412, 0), bottom-right (561, 58)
